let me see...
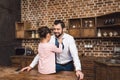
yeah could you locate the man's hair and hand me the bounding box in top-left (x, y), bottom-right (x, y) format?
top-left (54, 20), bottom-right (65, 28)
top-left (38, 26), bottom-right (51, 38)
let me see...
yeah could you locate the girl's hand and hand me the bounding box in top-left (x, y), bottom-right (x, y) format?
top-left (21, 66), bottom-right (32, 72)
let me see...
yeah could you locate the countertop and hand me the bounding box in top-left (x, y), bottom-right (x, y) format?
top-left (0, 66), bottom-right (77, 80)
top-left (95, 58), bottom-right (120, 66)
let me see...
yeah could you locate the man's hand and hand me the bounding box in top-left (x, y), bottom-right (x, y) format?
top-left (20, 66), bottom-right (32, 72)
top-left (76, 70), bottom-right (84, 80)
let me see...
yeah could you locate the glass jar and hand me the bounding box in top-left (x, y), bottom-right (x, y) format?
top-left (103, 32), bottom-right (107, 37)
top-left (89, 20), bottom-right (93, 27)
top-left (109, 32), bottom-right (113, 37)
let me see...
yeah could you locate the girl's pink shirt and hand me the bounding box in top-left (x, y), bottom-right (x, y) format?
top-left (38, 43), bottom-right (62, 74)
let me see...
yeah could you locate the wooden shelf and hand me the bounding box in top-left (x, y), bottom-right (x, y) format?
top-left (16, 38), bottom-right (40, 40)
top-left (97, 24), bottom-right (120, 28)
top-left (25, 29), bottom-right (37, 31)
top-left (81, 27), bottom-right (95, 29)
top-left (16, 12), bottom-right (120, 39)
top-left (75, 36), bottom-right (120, 39)
top-left (68, 12), bottom-right (120, 39)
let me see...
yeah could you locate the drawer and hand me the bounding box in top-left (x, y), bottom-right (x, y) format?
top-left (11, 57), bottom-right (21, 63)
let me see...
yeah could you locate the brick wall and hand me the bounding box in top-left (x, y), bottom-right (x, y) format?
top-left (21, 0), bottom-right (120, 27)
top-left (21, 0), bottom-right (120, 57)
top-left (76, 39), bottom-right (120, 57)
top-left (21, 39), bottom-right (120, 57)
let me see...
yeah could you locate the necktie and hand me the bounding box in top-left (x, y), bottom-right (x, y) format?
top-left (55, 38), bottom-right (59, 48)
top-left (55, 38), bottom-right (64, 49)
top-left (62, 43), bottom-right (64, 49)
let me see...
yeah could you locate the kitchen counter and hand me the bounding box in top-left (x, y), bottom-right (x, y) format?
top-left (94, 58), bottom-right (120, 80)
top-left (95, 58), bottom-right (120, 66)
top-left (0, 66), bottom-right (77, 80)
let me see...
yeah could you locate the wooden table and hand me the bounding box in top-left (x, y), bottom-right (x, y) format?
top-left (0, 66), bottom-right (77, 80)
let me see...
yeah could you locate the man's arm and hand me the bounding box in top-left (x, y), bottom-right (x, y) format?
top-left (69, 37), bottom-right (84, 80)
top-left (69, 37), bottom-right (81, 71)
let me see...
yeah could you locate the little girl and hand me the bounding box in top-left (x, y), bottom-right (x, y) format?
top-left (21, 26), bottom-right (62, 74)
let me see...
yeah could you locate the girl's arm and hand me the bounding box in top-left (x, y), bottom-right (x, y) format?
top-left (51, 43), bottom-right (62, 53)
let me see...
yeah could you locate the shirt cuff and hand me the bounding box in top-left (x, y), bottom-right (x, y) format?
top-left (29, 63), bottom-right (35, 68)
top-left (75, 67), bottom-right (82, 71)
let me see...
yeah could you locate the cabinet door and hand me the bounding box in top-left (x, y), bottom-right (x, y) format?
top-left (11, 56), bottom-right (22, 67)
top-left (15, 22), bottom-right (31, 39)
top-left (108, 67), bottom-right (120, 80)
top-left (81, 29), bottom-right (96, 37)
top-left (68, 29), bottom-right (81, 38)
top-left (16, 31), bottom-right (25, 38)
top-left (81, 57), bottom-right (96, 80)
top-left (95, 64), bottom-right (107, 80)
top-left (15, 22), bottom-right (25, 38)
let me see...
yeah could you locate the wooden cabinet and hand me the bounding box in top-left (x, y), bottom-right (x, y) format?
top-left (95, 61), bottom-right (120, 80)
top-left (68, 18), bottom-right (96, 38)
top-left (69, 28), bottom-right (81, 38)
top-left (81, 28), bottom-right (96, 37)
top-left (68, 19), bottom-right (81, 38)
top-left (10, 56), bottom-right (35, 68)
top-left (15, 22), bottom-right (31, 38)
top-left (15, 22), bottom-right (39, 39)
top-left (81, 18), bottom-right (96, 37)
top-left (80, 57), bottom-right (97, 80)
top-left (68, 12), bottom-right (120, 38)
top-left (96, 12), bottom-right (120, 38)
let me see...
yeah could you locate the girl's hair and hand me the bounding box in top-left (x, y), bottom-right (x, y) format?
top-left (38, 26), bottom-right (51, 38)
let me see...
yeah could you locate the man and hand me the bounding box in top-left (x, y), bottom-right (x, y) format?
top-left (21, 20), bottom-right (84, 80)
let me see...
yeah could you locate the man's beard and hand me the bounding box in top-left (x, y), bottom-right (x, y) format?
top-left (55, 32), bottom-right (63, 38)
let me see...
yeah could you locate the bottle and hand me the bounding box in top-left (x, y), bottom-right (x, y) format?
top-left (97, 29), bottom-right (102, 37)
top-left (31, 31), bottom-right (35, 38)
top-left (35, 30), bottom-right (39, 38)
top-left (111, 18), bottom-right (115, 24)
